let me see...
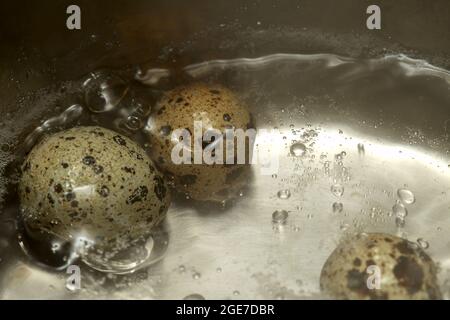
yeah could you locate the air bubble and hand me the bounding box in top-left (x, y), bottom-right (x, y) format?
top-left (277, 189), bottom-right (291, 199)
top-left (397, 189), bottom-right (415, 204)
top-left (51, 242), bottom-right (61, 253)
top-left (124, 116), bottom-right (142, 131)
top-left (83, 71), bottom-right (128, 113)
top-left (330, 184), bottom-right (344, 197)
top-left (395, 217), bottom-right (406, 228)
top-left (272, 210), bottom-right (289, 224)
top-left (290, 142), bottom-right (307, 157)
top-left (332, 202), bottom-right (343, 213)
top-left (393, 202), bottom-right (408, 219)
top-left (417, 238), bottom-right (429, 249)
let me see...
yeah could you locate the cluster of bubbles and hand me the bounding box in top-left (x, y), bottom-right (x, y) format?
top-left (393, 188), bottom-right (415, 228)
top-left (288, 127), bottom-right (319, 158)
top-left (83, 70), bottom-right (155, 136)
top-left (274, 128), bottom-right (353, 232)
top-left (331, 182), bottom-right (344, 214)
top-left (392, 188), bottom-right (429, 249)
top-left (269, 127), bottom-right (322, 230)
top-left (328, 148), bottom-right (351, 215)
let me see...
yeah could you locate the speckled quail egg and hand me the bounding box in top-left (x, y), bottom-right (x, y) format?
top-left (19, 126), bottom-right (170, 251)
top-left (320, 233), bottom-right (441, 300)
top-left (146, 83), bottom-right (253, 202)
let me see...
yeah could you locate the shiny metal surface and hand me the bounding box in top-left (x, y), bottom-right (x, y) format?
top-left (0, 0), bottom-right (449, 300)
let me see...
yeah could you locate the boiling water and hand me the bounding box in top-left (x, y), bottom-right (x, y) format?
top-left (0, 54), bottom-right (450, 299)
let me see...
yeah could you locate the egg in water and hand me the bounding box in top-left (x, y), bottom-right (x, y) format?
top-left (19, 126), bottom-right (171, 270)
top-left (320, 233), bottom-right (441, 299)
top-left (146, 83), bottom-right (254, 202)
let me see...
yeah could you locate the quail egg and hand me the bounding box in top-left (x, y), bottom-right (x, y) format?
top-left (19, 126), bottom-right (170, 254)
top-left (320, 233), bottom-right (441, 299)
top-left (146, 83), bottom-right (253, 202)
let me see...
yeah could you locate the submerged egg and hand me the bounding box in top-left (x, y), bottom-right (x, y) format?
top-left (146, 83), bottom-right (253, 202)
top-left (320, 233), bottom-right (441, 300)
top-left (19, 126), bottom-right (170, 258)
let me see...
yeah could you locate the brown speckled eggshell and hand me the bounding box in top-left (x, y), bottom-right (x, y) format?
top-left (146, 83), bottom-right (252, 202)
top-left (320, 233), bottom-right (441, 300)
top-left (19, 126), bottom-right (170, 247)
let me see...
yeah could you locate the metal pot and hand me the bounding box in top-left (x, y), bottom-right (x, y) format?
top-left (0, 0), bottom-right (449, 299)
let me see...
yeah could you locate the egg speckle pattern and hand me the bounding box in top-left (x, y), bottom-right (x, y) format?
top-left (147, 83), bottom-right (253, 202)
top-left (320, 233), bottom-right (441, 299)
top-left (19, 126), bottom-right (170, 248)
